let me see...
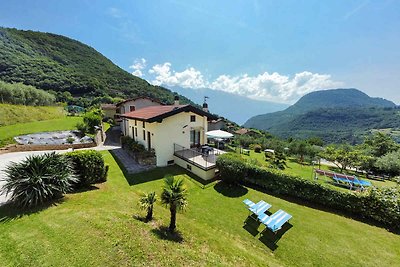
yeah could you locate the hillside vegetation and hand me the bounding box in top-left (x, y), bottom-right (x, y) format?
top-left (244, 89), bottom-right (400, 143)
top-left (0, 27), bottom-right (190, 104)
top-left (0, 80), bottom-right (55, 106)
top-left (0, 104), bottom-right (65, 126)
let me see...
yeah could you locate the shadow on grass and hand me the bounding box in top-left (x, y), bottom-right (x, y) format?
top-left (213, 181), bottom-right (248, 198)
top-left (243, 216), bottom-right (261, 237)
top-left (258, 223), bottom-right (293, 251)
top-left (132, 214), bottom-right (153, 223)
top-left (151, 225), bottom-right (184, 243)
top-left (242, 214), bottom-right (293, 251)
top-left (0, 198), bottom-right (65, 223)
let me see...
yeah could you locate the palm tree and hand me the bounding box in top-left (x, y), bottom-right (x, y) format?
top-left (139, 191), bottom-right (157, 221)
top-left (161, 176), bottom-right (188, 232)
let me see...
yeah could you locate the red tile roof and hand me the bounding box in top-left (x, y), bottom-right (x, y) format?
top-left (121, 104), bottom-right (217, 122)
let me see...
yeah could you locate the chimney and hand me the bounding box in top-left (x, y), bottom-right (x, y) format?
top-left (174, 95), bottom-right (179, 106)
top-left (202, 102), bottom-right (209, 112)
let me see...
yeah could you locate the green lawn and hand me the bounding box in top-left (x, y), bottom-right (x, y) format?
top-left (0, 151), bottom-right (398, 266)
top-left (0, 104), bottom-right (66, 126)
top-left (0, 116), bottom-right (83, 147)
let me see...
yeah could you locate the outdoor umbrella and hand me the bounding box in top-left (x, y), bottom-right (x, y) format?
top-left (205, 130), bottom-right (233, 139)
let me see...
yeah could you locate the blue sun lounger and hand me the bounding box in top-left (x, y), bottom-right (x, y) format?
top-left (243, 199), bottom-right (272, 217)
top-left (258, 209), bottom-right (292, 233)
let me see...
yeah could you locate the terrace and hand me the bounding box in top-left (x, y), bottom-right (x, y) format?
top-left (173, 143), bottom-right (226, 170)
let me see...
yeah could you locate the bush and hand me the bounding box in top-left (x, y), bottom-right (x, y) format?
top-left (216, 153), bottom-right (247, 185)
top-left (2, 152), bottom-right (77, 207)
top-left (121, 136), bottom-right (146, 152)
top-left (254, 144), bottom-right (262, 153)
top-left (83, 110), bottom-right (102, 134)
top-left (217, 153), bottom-right (400, 229)
top-left (76, 122), bottom-right (89, 136)
top-left (65, 150), bottom-right (108, 187)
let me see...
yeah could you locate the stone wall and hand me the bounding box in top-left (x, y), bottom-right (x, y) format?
top-left (0, 142), bottom-right (96, 154)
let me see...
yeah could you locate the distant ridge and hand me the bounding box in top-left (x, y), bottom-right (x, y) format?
top-left (244, 88), bottom-right (399, 143)
top-left (171, 86), bottom-right (289, 124)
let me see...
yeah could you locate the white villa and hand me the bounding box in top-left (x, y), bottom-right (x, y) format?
top-left (120, 97), bottom-right (223, 180)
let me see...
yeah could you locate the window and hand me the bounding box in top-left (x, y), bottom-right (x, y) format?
top-left (167, 160), bottom-right (175, 165)
top-left (143, 130), bottom-right (146, 140)
top-left (134, 120), bottom-right (137, 126)
top-left (190, 115), bottom-right (196, 122)
top-left (135, 127), bottom-right (137, 137)
top-left (142, 121), bottom-right (145, 128)
top-left (190, 130), bottom-right (201, 147)
top-left (130, 106), bottom-right (135, 112)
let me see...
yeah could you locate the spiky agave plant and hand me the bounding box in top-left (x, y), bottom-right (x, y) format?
top-left (161, 176), bottom-right (188, 232)
top-left (2, 152), bottom-right (77, 208)
top-left (139, 191), bottom-right (157, 221)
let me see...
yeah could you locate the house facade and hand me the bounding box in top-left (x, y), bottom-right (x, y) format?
top-left (121, 102), bottom-right (220, 180)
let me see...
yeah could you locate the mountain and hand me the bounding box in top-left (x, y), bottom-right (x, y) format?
top-left (171, 86), bottom-right (289, 124)
top-left (244, 88), bottom-right (399, 143)
top-left (0, 27), bottom-right (190, 104)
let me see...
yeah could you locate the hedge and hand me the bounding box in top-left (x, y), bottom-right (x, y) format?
top-left (217, 153), bottom-right (400, 229)
top-left (65, 150), bottom-right (108, 187)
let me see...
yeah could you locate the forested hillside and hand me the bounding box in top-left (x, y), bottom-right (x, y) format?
top-left (244, 89), bottom-right (400, 143)
top-left (0, 27), bottom-right (190, 104)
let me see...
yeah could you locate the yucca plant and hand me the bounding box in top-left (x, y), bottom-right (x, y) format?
top-left (1, 152), bottom-right (77, 208)
top-left (139, 191), bottom-right (157, 221)
top-left (161, 176), bottom-right (188, 232)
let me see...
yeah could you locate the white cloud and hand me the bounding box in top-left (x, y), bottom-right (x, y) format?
top-left (107, 7), bottom-right (124, 18)
top-left (149, 62), bottom-right (206, 88)
top-left (129, 58), bottom-right (147, 77)
top-left (145, 62), bottom-right (342, 103)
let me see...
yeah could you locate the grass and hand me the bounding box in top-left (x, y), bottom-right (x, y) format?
top-left (0, 104), bottom-right (66, 126)
top-left (0, 116), bottom-right (83, 147)
top-left (0, 151), bottom-right (398, 266)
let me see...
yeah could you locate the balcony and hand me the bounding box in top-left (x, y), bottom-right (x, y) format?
top-left (173, 143), bottom-right (225, 170)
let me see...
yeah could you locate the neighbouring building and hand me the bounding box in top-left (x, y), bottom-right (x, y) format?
top-left (208, 118), bottom-right (226, 131)
top-left (116, 97), bottom-right (163, 135)
top-left (101, 104), bottom-right (117, 120)
top-left (120, 98), bottom-right (222, 180)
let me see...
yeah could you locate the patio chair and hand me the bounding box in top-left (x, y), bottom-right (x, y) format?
top-left (259, 209), bottom-right (292, 233)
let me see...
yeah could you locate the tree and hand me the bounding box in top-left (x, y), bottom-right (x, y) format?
top-left (375, 150), bottom-right (400, 176)
top-left (364, 132), bottom-right (399, 157)
top-left (289, 140), bottom-right (311, 164)
top-left (321, 144), bottom-right (356, 172)
top-left (139, 191), bottom-right (157, 221)
top-left (161, 176), bottom-right (188, 232)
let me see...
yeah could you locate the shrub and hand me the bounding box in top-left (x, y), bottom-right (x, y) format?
top-left (66, 136), bottom-right (75, 144)
top-left (216, 153), bottom-right (247, 185)
top-left (76, 122), bottom-right (88, 135)
top-left (83, 110), bottom-right (102, 134)
top-left (65, 150), bottom-right (108, 187)
top-left (217, 153), bottom-right (400, 229)
top-left (121, 136), bottom-right (146, 152)
top-left (2, 152), bottom-right (77, 207)
top-left (254, 144), bottom-right (262, 153)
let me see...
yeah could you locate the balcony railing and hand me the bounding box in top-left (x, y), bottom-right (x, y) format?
top-left (173, 143), bottom-right (224, 170)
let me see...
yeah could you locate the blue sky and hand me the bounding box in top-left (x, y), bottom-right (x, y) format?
top-left (1, 0), bottom-right (399, 103)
